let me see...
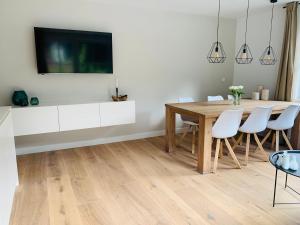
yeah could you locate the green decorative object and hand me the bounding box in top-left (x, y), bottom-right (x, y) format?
top-left (12, 90), bottom-right (29, 107)
top-left (30, 97), bottom-right (39, 106)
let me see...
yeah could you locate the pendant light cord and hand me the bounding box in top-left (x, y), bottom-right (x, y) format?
top-left (217, 0), bottom-right (221, 44)
top-left (268, 3), bottom-right (275, 48)
top-left (244, 0), bottom-right (250, 45)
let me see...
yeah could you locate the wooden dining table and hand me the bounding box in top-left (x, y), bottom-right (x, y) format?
top-left (165, 99), bottom-right (300, 174)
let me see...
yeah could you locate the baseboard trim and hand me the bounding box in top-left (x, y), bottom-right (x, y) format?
top-left (16, 128), bottom-right (184, 155)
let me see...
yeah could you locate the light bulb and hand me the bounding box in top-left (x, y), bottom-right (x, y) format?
top-left (264, 54), bottom-right (272, 61)
top-left (241, 52), bottom-right (247, 59)
top-left (213, 51), bottom-right (220, 58)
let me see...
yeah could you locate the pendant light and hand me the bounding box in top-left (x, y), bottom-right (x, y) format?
top-left (235, 0), bottom-right (253, 64)
top-left (207, 0), bottom-right (226, 63)
top-left (260, 0), bottom-right (277, 65)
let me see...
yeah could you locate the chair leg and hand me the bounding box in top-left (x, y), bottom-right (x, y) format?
top-left (275, 130), bottom-right (280, 152)
top-left (219, 141), bottom-right (224, 158)
top-left (253, 133), bottom-right (268, 162)
top-left (213, 139), bottom-right (221, 173)
top-left (192, 126), bottom-right (196, 154)
top-left (255, 130), bottom-right (272, 152)
top-left (262, 130), bottom-right (272, 145)
top-left (177, 126), bottom-right (189, 146)
top-left (232, 133), bottom-right (243, 150)
top-left (282, 130), bottom-right (293, 150)
top-left (224, 138), bottom-right (241, 169)
top-left (238, 133), bottom-right (244, 145)
top-left (271, 133), bottom-right (276, 149)
top-left (231, 137), bottom-right (238, 146)
top-left (245, 133), bottom-right (251, 166)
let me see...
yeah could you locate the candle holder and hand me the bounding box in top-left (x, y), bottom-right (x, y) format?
top-left (112, 94), bottom-right (128, 102)
top-left (112, 79), bottom-right (127, 101)
top-left (112, 87), bottom-right (128, 101)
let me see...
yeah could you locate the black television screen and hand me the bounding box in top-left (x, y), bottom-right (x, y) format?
top-left (34, 27), bottom-right (113, 74)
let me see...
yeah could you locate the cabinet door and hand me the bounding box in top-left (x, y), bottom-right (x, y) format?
top-left (58, 103), bottom-right (100, 131)
top-left (12, 106), bottom-right (59, 136)
top-left (100, 101), bottom-right (135, 127)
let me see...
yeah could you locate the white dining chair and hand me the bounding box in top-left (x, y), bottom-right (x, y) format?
top-left (212, 109), bottom-right (243, 173)
top-left (207, 95), bottom-right (224, 101)
top-left (228, 95), bottom-right (234, 100)
top-left (177, 97), bottom-right (198, 154)
top-left (259, 105), bottom-right (300, 151)
top-left (236, 107), bottom-right (273, 165)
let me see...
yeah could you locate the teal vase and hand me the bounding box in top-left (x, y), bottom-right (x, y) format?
top-left (12, 90), bottom-right (29, 107)
top-left (30, 97), bottom-right (39, 106)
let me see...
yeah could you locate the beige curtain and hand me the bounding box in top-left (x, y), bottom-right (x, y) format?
top-left (275, 2), bottom-right (298, 101)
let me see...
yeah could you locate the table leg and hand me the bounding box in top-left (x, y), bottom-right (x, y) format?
top-left (285, 173), bottom-right (288, 188)
top-left (291, 113), bottom-right (300, 149)
top-left (197, 116), bottom-right (213, 174)
top-left (273, 169), bottom-right (278, 207)
top-left (165, 106), bottom-right (176, 153)
top-left (272, 170), bottom-right (300, 206)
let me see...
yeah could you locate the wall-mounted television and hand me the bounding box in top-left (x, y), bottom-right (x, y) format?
top-left (34, 27), bottom-right (113, 74)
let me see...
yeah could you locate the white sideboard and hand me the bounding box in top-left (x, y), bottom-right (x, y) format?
top-left (12, 100), bottom-right (135, 136)
top-left (12, 106), bottom-right (59, 136)
top-left (0, 108), bottom-right (18, 225)
top-left (58, 103), bottom-right (100, 131)
top-left (100, 101), bottom-right (135, 127)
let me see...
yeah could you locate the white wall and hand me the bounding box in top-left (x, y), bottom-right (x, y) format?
top-left (0, 0), bottom-right (236, 153)
top-left (233, 6), bottom-right (285, 99)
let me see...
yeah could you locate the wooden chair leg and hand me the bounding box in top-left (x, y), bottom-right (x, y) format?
top-left (192, 126), bottom-right (196, 154)
top-left (275, 130), bottom-right (280, 152)
top-left (213, 139), bottom-right (221, 173)
top-left (253, 133), bottom-right (268, 161)
top-left (271, 133), bottom-right (275, 149)
top-left (219, 141), bottom-right (224, 158)
top-left (224, 138), bottom-right (241, 169)
top-left (177, 126), bottom-right (189, 146)
top-left (282, 130), bottom-right (293, 150)
top-left (232, 133), bottom-right (243, 150)
top-left (238, 133), bottom-right (244, 145)
top-left (255, 130), bottom-right (272, 152)
top-left (231, 137), bottom-right (238, 146)
top-left (245, 133), bottom-right (251, 166)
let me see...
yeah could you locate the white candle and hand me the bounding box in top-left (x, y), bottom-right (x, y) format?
top-left (261, 89), bottom-right (270, 101)
top-left (115, 78), bottom-right (119, 88)
top-left (252, 92), bottom-right (260, 100)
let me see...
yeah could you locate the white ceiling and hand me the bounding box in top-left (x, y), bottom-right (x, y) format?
top-left (87, 0), bottom-right (294, 18)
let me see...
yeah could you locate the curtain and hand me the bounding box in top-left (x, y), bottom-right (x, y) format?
top-left (275, 2), bottom-right (298, 101)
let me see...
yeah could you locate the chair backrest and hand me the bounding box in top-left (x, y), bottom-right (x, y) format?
top-left (274, 105), bottom-right (300, 129)
top-left (228, 95), bottom-right (234, 100)
top-left (212, 109), bottom-right (243, 138)
top-left (178, 97), bottom-right (195, 122)
top-left (207, 95), bottom-right (224, 101)
top-left (178, 97), bottom-right (194, 103)
top-left (240, 106), bottom-right (273, 133)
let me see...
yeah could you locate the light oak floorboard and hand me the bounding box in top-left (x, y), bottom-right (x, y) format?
top-left (10, 136), bottom-right (300, 225)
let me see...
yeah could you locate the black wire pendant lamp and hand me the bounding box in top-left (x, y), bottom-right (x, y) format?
top-left (207, 0), bottom-right (226, 63)
top-left (235, 0), bottom-right (253, 64)
top-left (260, 0), bottom-right (277, 65)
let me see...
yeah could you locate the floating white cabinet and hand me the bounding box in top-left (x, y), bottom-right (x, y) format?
top-left (100, 101), bottom-right (135, 127)
top-left (12, 100), bottom-right (135, 136)
top-left (58, 103), bottom-right (100, 131)
top-left (12, 106), bottom-right (59, 136)
top-left (0, 110), bottom-right (18, 225)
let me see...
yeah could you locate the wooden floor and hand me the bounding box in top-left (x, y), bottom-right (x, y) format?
top-left (10, 136), bottom-right (300, 225)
